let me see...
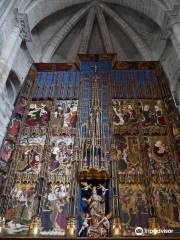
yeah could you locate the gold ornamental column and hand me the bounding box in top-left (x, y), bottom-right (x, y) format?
top-left (110, 144), bottom-right (122, 237)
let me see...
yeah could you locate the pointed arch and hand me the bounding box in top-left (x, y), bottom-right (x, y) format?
top-left (41, 3), bottom-right (93, 62)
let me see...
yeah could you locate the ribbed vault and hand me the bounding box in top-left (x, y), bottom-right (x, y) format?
top-left (24, 0), bottom-right (168, 63)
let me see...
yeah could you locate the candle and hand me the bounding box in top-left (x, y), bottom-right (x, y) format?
top-left (33, 227), bottom-right (39, 235)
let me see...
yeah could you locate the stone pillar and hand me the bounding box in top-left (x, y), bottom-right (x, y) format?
top-left (110, 144), bottom-right (122, 237)
top-left (0, 26), bottom-right (22, 90)
top-left (162, 5), bottom-right (180, 62)
top-left (161, 5), bottom-right (180, 113)
top-left (0, 8), bottom-right (31, 92)
top-left (0, 25), bottom-right (22, 145)
top-left (0, 9), bottom-right (31, 146)
top-left (171, 22), bottom-right (180, 62)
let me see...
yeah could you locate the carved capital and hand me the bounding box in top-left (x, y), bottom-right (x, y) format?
top-left (14, 8), bottom-right (31, 41)
top-left (162, 5), bottom-right (180, 39)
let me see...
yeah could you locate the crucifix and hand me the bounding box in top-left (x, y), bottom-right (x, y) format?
top-left (91, 64), bottom-right (100, 74)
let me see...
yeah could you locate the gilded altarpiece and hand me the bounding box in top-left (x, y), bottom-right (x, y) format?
top-left (0, 57), bottom-right (179, 239)
top-left (111, 62), bottom-right (180, 237)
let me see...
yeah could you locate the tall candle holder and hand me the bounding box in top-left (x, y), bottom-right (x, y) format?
top-left (66, 217), bottom-right (77, 237)
top-left (111, 217), bottom-right (123, 237)
top-left (0, 216), bottom-right (5, 234)
top-left (28, 216), bottom-right (41, 236)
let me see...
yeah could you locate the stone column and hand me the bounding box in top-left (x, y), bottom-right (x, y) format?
top-left (0, 25), bottom-right (21, 145)
top-left (162, 5), bottom-right (180, 62)
top-left (0, 27), bottom-right (21, 84)
top-left (0, 8), bottom-right (31, 92)
top-left (170, 22), bottom-right (180, 113)
top-left (0, 9), bottom-right (31, 146)
top-left (171, 22), bottom-right (180, 61)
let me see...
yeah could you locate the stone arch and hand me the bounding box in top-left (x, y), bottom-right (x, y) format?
top-left (99, 2), bottom-right (152, 60)
top-left (41, 3), bottom-right (93, 62)
top-left (26, 0), bottom-right (166, 32)
top-left (5, 70), bottom-right (21, 104)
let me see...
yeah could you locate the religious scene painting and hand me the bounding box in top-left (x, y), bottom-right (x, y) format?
top-left (16, 146), bottom-right (42, 174)
top-left (114, 134), bottom-right (142, 176)
top-left (16, 135), bottom-right (46, 175)
top-left (52, 100), bottom-right (78, 135)
top-left (0, 139), bottom-right (14, 167)
top-left (119, 184), bottom-right (149, 236)
top-left (112, 99), bottom-right (139, 127)
top-left (144, 136), bottom-right (174, 180)
top-left (48, 135), bottom-right (74, 175)
top-left (8, 114), bottom-right (21, 139)
top-left (152, 185), bottom-right (180, 232)
top-left (138, 100), bottom-right (166, 127)
top-left (41, 181), bottom-right (70, 236)
top-left (15, 96), bottom-right (27, 116)
top-left (5, 97), bottom-right (27, 142)
top-left (25, 102), bottom-right (50, 127)
top-left (78, 181), bottom-right (110, 238)
top-left (3, 182), bottom-right (36, 235)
